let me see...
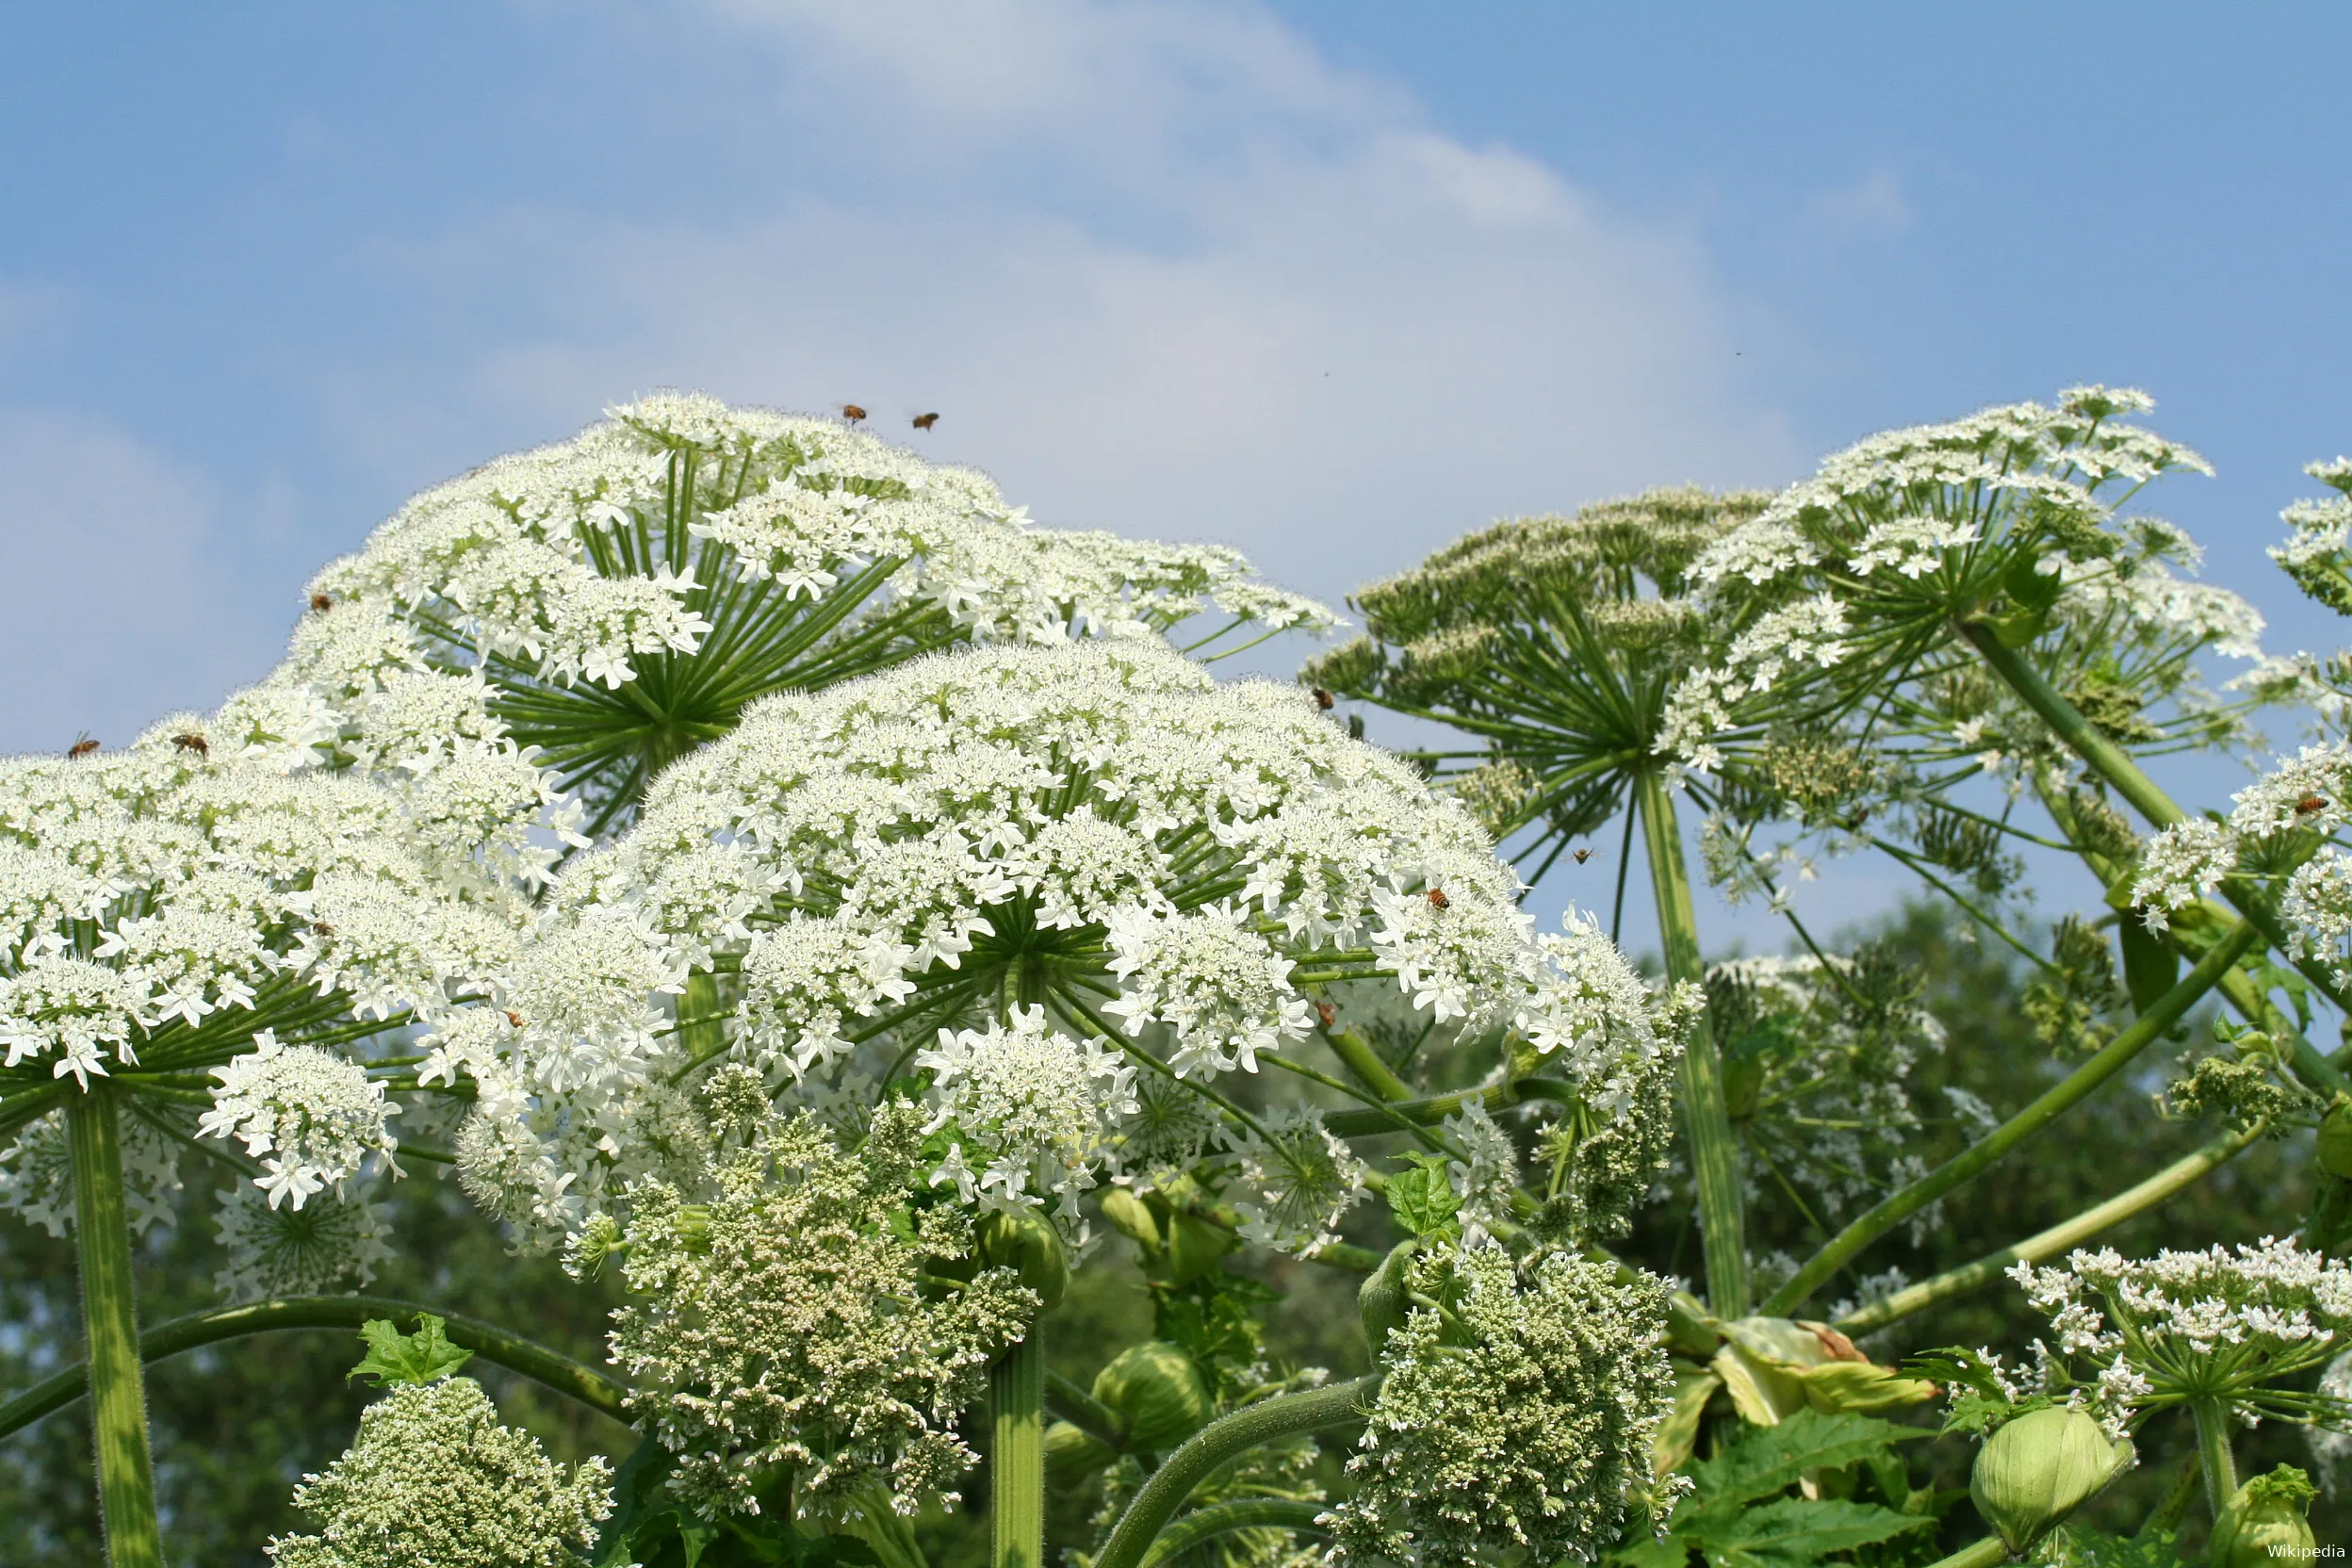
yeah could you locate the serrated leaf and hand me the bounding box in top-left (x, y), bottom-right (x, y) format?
top-left (2117, 919), bottom-right (2180, 1017)
top-left (2034, 1524), bottom-right (2188, 1568)
top-left (348, 1314), bottom-right (473, 1388)
top-left (1687, 1408), bottom-right (1924, 1512)
top-left (1383, 1158), bottom-right (1462, 1238)
top-left (1696, 1497), bottom-right (1932, 1568)
top-left (1611, 1531), bottom-right (1691, 1568)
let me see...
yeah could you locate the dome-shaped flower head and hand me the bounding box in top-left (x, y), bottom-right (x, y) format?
top-left (0, 687), bottom-right (548, 1223)
top-left (490, 638), bottom-right (1678, 1251)
top-left (302, 394), bottom-right (1336, 839)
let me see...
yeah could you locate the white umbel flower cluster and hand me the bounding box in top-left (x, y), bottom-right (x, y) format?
top-left (468, 638), bottom-right (1674, 1248)
top-left (2131, 743), bottom-right (2352, 957)
top-left (2010, 1237), bottom-right (2352, 1432)
top-left (304, 394), bottom-right (1334, 827)
top-left (199, 1031), bottom-right (402, 1210)
top-left (1660, 386), bottom-right (2237, 774)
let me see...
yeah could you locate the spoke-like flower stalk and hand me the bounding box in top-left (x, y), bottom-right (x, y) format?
top-left (68, 1084), bottom-right (164, 1568)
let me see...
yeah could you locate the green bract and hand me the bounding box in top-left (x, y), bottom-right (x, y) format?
top-left (1968, 1406), bottom-right (2132, 1555)
top-left (2210, 1464), bottom-right (2319, 1568)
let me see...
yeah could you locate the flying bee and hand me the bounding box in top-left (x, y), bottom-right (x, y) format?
top-left (1426, 888), bottom-right (1449, 910)
top-left (1573, 847), bottom-right (1592, 864)
top-left (1311, 687), bottom-right (1335, 710)
top-left (1315, 1001), bottom-right (1337, 1030)
top-left (310, 922), bottom-right (335, 938)
top-left (841, 404), bottom-right (868, 425)
top-left (309, 593), bottom-right (334, 612)
top-left (172, 733), bottom-right (209, 759)
top-left (503, 1009), bottom-right (525, 1029)
top-left (68, 733), bottom-right (98, 760)
top-left (912, 412), bottom-right (939, 431)
top-left (2299, 794), bottom-right (2329, 815)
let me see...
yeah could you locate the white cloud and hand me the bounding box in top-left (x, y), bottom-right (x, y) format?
top-left (1803, 168), bottom-right (1913, 241)
top-left (333, 0), bottom-right (1800, 609)
top-left (0, 413), bottom-right (287, 754)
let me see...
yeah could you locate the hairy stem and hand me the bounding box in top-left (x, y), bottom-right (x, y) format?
top-left (1138, 1500), bottom-right (1330, 1568)
top-left (1093, 1375), bottom-right (1380, 1568)
top-left (68, 1087), bottom-right (165, 1568)
top-left (1636, 771), bottom-right (1748, 1316)
top-left (0, 1294), bottom-right (630, 1444)
top-left (2191, 1395), bottom-right (2240, 1522)
top-left (1763, 917), bottom-right (2262, 1315)
top-left (1921, 1539), bottom-right (2009, 1568)
top-left (992, 1329), bottom-right (1046, 1568)
top-left (1834, 1120), bottom-right (2265, 1333)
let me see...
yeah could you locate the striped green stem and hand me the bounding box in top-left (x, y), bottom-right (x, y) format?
top-left (992, 1329), bottom-right (1046, 1568)
top-left (1834, 1119), bottom-right (2265, 1333)
top-left (67, 1087), bottom-right (165, 1568)
top-left (1636, 770), bottom-right (1748, 1316)
top-left (1922, 1539), bottom-right (2009, 1568)
top-left (1763, 916), bottom-right (2261, 1315)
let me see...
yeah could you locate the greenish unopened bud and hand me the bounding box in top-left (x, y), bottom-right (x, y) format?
top-left (1099, 1187), bottom-right (1163, 1252)
top-left (1091, 1341), bottom-right (1212, 1452)
top-left (2211, 1465), bottom-right (2318, 1568)
top-left (1044, 1419), bottom-right (1118, 1483)
top-left (977, 1209), bottom-right (1070, 1312)
top-left (1970, 1407), bottom-right (2133, 1555)
top-left (2318, 1103), bottom-right (2352, 1180)
top-left (1360, 1238), bottom-right (1418, 1353)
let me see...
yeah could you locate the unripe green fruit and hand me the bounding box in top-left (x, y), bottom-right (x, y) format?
top-left (2211, 1466), bottom-right (2319, 1568)
top-left (1091, 1341), bottom-right (1212, 1451)
top-left (977, 1209), bottom-right (1070, 1312)
top-left (2318, 1102), bottom-right (2352, 1180)
top-left (1360, 1239), bottom-right (1418, 1353)
top-left (1099, 1187), bottom-right (1163, 1251)
top-left (1969, 1407), bottom-right (2133, 1555)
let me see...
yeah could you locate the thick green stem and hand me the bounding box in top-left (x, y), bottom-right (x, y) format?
top-left (1319, 1025), bottom-right (1412, 1102)
top-left (991, 1329), bottom-right (1046, 1568)
top-left (2191, 1396), bottom-right (2240, 1522)
top-left (1094, 1374), bottom-right (1380, 1568)
top-left (1138, 1500), bottom-right (1329, 1568)
top-left (67, 1087), bottom-right (165, 1568)
top-left (0, 1294), bottom-right (630, 1444)
top-left (1834, 1119), bottom-right (2265, 1333)
top-left (1764, 918), bottom-right (2261, 1315)
top-left (1921, 1539), bottom-right (2009, 1568)
top-left (1635, 771), bottom-right (1748, 1317)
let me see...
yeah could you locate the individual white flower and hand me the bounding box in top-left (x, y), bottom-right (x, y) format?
top-left (1848, 515), bottom-right (1982, 579)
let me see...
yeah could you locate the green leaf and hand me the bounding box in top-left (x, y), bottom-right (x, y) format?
top-left (1611, 1530), bottom-right (1691, 1568)
top-left (1383, 1153), bottom-right (1462, 1238)
top-left (1686, 1408), bottom-right (1924, 1513)
top-left (2004, 551), bottom-right (2066, 615)
top-left (348, 1314), bottom-right (473, 1388)
top-left (1696, 1496), bottom-right (1932, 1568)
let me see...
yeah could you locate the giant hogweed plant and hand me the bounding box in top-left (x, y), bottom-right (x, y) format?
top-left (14, 389), bottom-right (2352, 1568)
top-left (1317, 387), bottom-right (2352, 1562)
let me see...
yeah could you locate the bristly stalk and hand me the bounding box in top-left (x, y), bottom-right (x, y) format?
top-left (991, 1329), bottom-right (1046, 1568)
top-left (67, 1086), bottom-right (166, 1568)
top-left (1635, 769), bottom-right (1748, 1318)
top-left (2190, 1395), bottom-right (2241, 1523)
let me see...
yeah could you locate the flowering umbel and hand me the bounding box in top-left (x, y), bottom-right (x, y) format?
top-left (474, 639), bottom-right (1676, 1252)
top-left (306, 393), bottom-right (1335, 836)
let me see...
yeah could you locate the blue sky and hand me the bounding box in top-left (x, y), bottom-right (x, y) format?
top-left (4, 1), bottom-right (2346, 956)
